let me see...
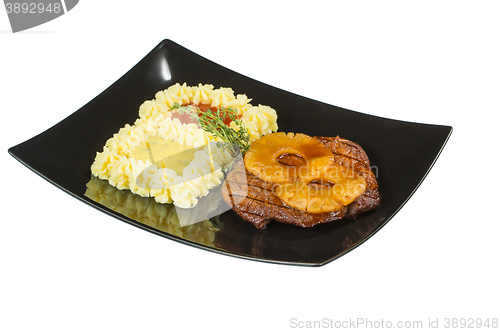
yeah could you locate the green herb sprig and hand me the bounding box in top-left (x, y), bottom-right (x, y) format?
top-left (171, 103), bottom-right (250, 156)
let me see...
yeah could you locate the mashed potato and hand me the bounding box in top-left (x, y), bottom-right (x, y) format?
top-left (90, 83), bottom-right (278, 208)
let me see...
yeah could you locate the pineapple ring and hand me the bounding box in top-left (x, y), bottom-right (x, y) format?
top-left (244, 132), bottom-right (334, 184)
top-left (275, 165), bottom-right (367, 213)
top-left (244, 132), bottom-right (367, 214)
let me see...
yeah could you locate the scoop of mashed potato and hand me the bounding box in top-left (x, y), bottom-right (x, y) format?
top-left (90, 83), bottom-right (278, 208)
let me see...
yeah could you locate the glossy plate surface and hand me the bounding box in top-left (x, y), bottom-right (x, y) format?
top-left (8, 39), bottom-right (452, 266)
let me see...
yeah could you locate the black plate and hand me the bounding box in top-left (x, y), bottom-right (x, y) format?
top-left (8, 39), bottom-right (452, 266)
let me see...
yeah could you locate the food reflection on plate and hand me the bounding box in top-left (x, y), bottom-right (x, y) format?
top-left (216, 208), bottom-right (386, 263)
top-left (85, 174), bottom-right (385, 262)
top-left (85, 175), bottom-right (223, 247)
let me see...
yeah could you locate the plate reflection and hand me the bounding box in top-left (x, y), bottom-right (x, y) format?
top-left (85, 176), bottom-right (223, 247)
top-left (85, 175), bottom-right (387, 265)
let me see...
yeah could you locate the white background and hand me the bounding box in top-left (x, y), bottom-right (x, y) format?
top-left (1, 1), bottom-right (499, 331)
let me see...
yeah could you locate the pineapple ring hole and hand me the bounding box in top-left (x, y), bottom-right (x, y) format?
top-left (276, 153), bottom-right (306, 167)
top-left (307, 179), bottom-right (336, 189)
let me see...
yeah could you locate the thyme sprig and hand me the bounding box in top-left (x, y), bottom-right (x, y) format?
top-left (171, 103), bottom-right (250, 156)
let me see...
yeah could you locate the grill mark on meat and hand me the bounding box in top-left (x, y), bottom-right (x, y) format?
top-left (226, 173), bottom-right (315, 215)
top-left (223, 172), bottom-right (347, 229)
top-left (315, 136), bottom-right (370, 164)
top-left (222, 136), bottom-right (380, 229)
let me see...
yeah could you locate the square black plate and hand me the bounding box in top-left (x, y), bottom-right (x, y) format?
top-left (8, 39), bottom-right (452, 266)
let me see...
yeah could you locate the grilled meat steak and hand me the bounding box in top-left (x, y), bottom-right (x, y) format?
top-left (222, 136), bottom-right (380, 229)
